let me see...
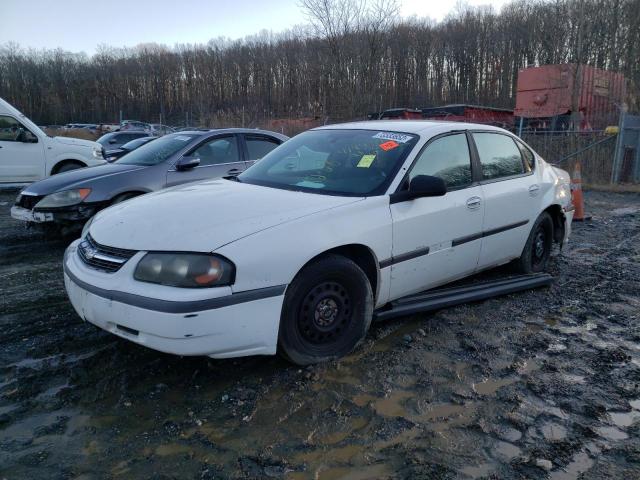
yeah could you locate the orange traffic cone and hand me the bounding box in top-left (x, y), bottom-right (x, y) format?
top-left (570, 161), bottom-right (588, 221)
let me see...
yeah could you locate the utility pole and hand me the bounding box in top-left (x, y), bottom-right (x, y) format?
top-left (570, 0), bottom-right (585, 131)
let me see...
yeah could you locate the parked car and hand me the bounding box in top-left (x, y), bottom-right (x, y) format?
top-left (97, 124), bottom-right (120, 133)
top-left (64, 123), bottom-right (98, 131)
top-left (0, 97), bottom-right (105, 185)
top-left (120, 120), bottom-right (151, 132)
top-left (62, 121), bottom-right (573, 364)
top-left (150, 124), bottom-right (176, 136)
top-left (104, 136), bottom-right (157, 162)
top-left (96, 131), bottom-right (151, 154)
top-left (12, 129), bottom-right (287, 226)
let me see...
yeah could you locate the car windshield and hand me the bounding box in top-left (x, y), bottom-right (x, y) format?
top-left (238, 129), bottom-right (418, 196)
top-left (116, 134), bottom-right (197, 166)
top-left (97, 133), bottom-right (116, 146)
top-left (121, 137), bottom-right (154, 150)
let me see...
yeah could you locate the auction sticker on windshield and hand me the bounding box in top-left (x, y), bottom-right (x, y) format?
top-left (357, 154), bottom-right (376, 168)
top-left (379, 140), bottom-right (399, 151)
top-left (372, 132), bottom-right (413, 143)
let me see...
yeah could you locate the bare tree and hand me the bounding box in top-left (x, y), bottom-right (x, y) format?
top-left (0, 0), bottom-right (638, 131)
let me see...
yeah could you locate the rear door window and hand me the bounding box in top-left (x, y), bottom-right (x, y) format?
top-left (472, 133), bottom-right (525, 180)
top-left (245, 135), bottom-right (281, 161)
top-left (515, 139), bottom-right (535, 172)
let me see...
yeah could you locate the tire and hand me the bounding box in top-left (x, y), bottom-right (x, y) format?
top-left (55, 162), bottom-right (83, 174)
top-left (111, 192), bottom-right (141, 205)
top-left (278, 254), bottom-right (374, 365)
top-left (516, 212), bottom-right (554, 274)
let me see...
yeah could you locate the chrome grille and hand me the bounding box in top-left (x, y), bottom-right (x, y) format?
top-left (77, 233), bottom-right (137, 273)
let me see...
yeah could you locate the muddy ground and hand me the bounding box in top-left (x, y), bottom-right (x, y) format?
top-left (0, 189), bottom-right (639, 480)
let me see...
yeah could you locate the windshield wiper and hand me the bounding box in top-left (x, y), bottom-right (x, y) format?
top-left (224, 175), bottom-right (242, 182)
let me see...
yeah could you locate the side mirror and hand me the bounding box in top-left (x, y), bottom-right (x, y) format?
top-left (175, 156), bottom-right (200, 171)
top-left (409, 175), bottom-right (447, 198)
top-left (391, 175), bottom-right (447, 203)
top-left (15, 127), bottom-right (26, 141)
top-left (17, 128), bottom-right (38, 143)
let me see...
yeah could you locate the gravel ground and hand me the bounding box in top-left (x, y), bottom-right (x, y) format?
top-left (0, 188), bottom-right (639, 480)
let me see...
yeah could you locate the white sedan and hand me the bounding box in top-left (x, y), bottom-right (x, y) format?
top-left (63, 121), bottom-right (573, 365)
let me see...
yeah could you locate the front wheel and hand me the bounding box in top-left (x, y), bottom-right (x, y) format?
top-left (516, 212), bottom-right (554, 273)
top-left (111, 192), bottom-right (142, 205)
top-left (278, 255), bottom-right (373, 365)
top-left (55, 162), bottom-right (83, 174)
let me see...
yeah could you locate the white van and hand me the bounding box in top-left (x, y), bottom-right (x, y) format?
top-left (0, 98), bottom-right (106, 185)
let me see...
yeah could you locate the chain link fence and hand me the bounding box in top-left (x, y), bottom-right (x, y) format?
top-left (521, 130), bottom-right (618, 185)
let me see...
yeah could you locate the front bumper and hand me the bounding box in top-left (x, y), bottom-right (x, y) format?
top-left (11, 206), bottom-right (54, 223)
top-left (63, 241), bottom-right (285, 358)
top-left (563, 205), bottom-right (574, 243)
top-left (11, 203), bottom-right (102, 224)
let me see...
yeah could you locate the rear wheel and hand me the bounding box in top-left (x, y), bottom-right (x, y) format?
top-left (516, 212), bottom-right (553, 273)
top-left (278, 255), bottom-right (373, 365)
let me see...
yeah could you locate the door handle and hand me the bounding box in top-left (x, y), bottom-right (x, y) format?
top-left (227, 168), bottom-right (241, 176)
top-left (529, 184), bottom-right (540, 196)
top-left (466, 196), bottom-right (481, 210)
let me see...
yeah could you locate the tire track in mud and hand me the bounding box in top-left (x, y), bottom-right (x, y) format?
top-left (0, 189), bottom-right (639, 479)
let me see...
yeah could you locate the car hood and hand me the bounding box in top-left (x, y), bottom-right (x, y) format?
top-left (22, 163), bottom-right (145, 196)
top-left (90, 179), bottom-right (363, 252)
top-left (53, 136), bottom-right (98, 149)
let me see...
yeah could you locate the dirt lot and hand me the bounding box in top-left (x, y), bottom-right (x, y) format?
top-left (1, 189), bottom-right (639, 479)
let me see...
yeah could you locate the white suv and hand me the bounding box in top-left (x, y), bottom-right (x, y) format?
top-left (0, 98), bottom-right (106, 185)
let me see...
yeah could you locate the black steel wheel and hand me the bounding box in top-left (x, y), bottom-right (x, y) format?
top-left (278, 254), bottom-right (373, 365)
top-left (516, 212), bottom-right (553, 273)
top-left (55, 162), bottom-right (83, 174)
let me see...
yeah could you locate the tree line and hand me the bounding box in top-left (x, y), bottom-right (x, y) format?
top-left (0, 0), bottom-right (638, 130)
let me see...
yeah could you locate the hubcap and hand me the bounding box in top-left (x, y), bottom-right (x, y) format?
top-left (315, 298), bottom-right (339, 327)
top-left (298, 281), bottom-right (351, 344)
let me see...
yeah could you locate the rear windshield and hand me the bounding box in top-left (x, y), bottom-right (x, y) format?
top-left (116, 134), bottom-right (197, 166)
top-left (238, 129), bottom-right (418, 196)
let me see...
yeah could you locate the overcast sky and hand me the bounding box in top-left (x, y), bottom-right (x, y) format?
top-left (1, 0), bottom-right (509, 55)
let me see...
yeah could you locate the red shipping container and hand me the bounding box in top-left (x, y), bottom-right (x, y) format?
top-left (515, 64), bottom-right (627, 130)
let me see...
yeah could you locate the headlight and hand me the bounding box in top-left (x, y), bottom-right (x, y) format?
top-left (556, 182), bottom-right (571, 204)
top-left (134, 253), bottom-right (235, 288)
top-left (81, 215), bottom-right (94, 238)
top-left (35, 188), bottom-right (91, 208)
top-left (92, 145), bottom-right (104, 159)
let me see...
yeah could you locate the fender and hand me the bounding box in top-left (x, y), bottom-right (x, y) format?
top-left (215, 195), bottom-right (394, 307)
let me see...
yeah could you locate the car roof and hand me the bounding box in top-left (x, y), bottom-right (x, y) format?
top-left (173, 128), bottom-right (289, 140)
top-left (314, 120), bottom-right (511, 136)
top-left (125, 136), bottom-right (156, 143)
